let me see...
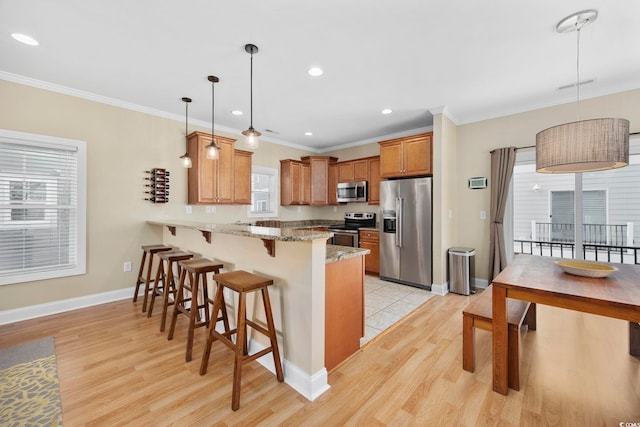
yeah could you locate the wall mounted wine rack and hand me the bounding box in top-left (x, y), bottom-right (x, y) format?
top-left (144, 168), bottom-right (170, 203)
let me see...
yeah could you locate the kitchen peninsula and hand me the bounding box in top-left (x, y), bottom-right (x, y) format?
top-left (146, 219), bottom-right (369, 401)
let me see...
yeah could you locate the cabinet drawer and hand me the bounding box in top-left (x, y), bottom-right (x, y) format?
top-left (359, 230), bottom-right (379, 242)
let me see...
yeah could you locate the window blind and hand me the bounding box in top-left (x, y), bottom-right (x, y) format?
top-left (0, 132), bottom-right (85, 285)
top-left (250, 170), bottom-right (275, 214)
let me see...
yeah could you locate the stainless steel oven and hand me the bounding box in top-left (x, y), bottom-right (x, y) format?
top-left (331, 229), bottom-right (359, 247)
top-left (328, 212), bottom-right (376, 247)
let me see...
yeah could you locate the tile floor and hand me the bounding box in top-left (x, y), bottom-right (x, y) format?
top-left (363, 274), bottom-right (435, 344)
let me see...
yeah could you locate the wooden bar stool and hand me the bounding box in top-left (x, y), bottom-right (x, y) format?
top-left (199, 270), bottom-right (284, 411)
top-left (133, 244), bottom-right (173, 312)
top-left (147, 250), bottom-right (194, 332)
top-left (167, 258), bottom-right (224, 362)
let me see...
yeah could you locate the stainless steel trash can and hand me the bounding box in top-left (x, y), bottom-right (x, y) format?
top-left (448, 247), bottom-right (475, 295)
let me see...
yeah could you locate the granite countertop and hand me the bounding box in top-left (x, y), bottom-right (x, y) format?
top-left (147, 219), bottom-right (370, 263)
top-left (358, 227), bottom-right (379, 232)
top-left (147, 219), bottom-right (332, 242)
top-left (326, 245), bottom-right (370, 263)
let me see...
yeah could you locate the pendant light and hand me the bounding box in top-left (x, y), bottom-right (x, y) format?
top-left (205, 75), bottom-right (220, 160)
top-left (536, 10), bottom-right (629, 173)
top-left (242, 43), bottom-right (261, 149)
top-left (179, 97), bottom-right (193, 168)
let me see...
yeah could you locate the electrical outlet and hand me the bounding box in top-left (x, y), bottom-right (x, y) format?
top-left (206, 206), bottom-right (216, 214)
top-left (333, 206), bottom-right (337, 213)
top-left (186, 205), bottom-right (192, 214)
top-left (480, 210), bottom-right (487, 220)
top-left (123, 261), bottom-right (132, 272)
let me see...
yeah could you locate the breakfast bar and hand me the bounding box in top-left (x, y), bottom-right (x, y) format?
top-left (146, 219), bottom-right (369, 401)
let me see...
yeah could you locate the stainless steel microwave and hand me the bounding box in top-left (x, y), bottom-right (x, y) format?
top-left (336, 181), bottom-right (368, 203)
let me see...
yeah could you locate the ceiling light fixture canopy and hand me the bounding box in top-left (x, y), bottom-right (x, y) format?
top-left (179, 97), bottom-right (193, 168)
top-left (242, 43), bottom-right (261, 150)
top-left (536, 9), bottom-right (629, 173)
top-left (205, 75), bottom-right (221, 160)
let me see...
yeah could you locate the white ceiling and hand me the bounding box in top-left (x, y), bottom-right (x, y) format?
top-left (1, 0), bottom-right (639, 151)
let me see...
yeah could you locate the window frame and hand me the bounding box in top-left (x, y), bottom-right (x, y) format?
top-left (0, 129), bottom-right (87, 286)
top-left (247, 165), bottom-right (279, 218)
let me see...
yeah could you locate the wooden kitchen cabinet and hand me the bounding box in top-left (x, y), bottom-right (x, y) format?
top-left (338, 159), bottom-right (368, 182)
top-left (328, 163), bottom-right (339, 205)
top-left (359, 229), bottom-right (380, 274)
top-left (301, 156), bottom-right (338, 206)
top-left (325, 255), bottom-right (365, 371)
top-left (301, 163), bottom-right (310, 205)
top-left (379, 132), bottom-right (432, 178)
top-left (187, 131), bottom-right (235, 204)
top-left (368, 156), bottom-right (380, 205)
top-left (233, 149), bottom-right (253, 204)
top-left (280, 160), bottom-right (305, 205)
top-left (282, 156), bottom-right (337, 206)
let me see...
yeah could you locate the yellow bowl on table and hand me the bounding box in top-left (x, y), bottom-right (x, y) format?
top-left (555, 260), bottom-right (618, 278)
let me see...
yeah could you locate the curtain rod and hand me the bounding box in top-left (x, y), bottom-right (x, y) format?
top-left (492, 132), bottom-right (638, 153)
top-left (490, 145), bottom-right (534, 153)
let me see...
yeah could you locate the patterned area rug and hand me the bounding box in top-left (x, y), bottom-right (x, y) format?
top-left (0, 337), bottom-right (63, 426)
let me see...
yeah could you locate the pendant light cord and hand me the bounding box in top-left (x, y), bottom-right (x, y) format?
top-left (185, 101), bottom-right (189, 137)
top-left (576, 24), bottom-right (581, 121)
top-left (250, 52), bottom-right (254, 129)
top-left (211, 79), bottom-right (216, 147)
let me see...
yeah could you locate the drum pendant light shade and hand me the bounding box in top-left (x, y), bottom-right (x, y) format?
top-left (535, 9), bottom-right (630, 174)
top-left (536, 118), bottom-right (629, 173)
top-left (205, 75), bottom-right (220, 160)
top-left (242, 43), bottom-right (261, 150)
top-left (180, 97), bottom-right (192, 168)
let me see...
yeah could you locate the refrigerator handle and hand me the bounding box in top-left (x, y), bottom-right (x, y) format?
top-left (396, 197), bottom-right (403, 247)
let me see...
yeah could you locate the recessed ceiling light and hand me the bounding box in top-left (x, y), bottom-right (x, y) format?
top-left (11, 33), bottom-right (39, 46)
top-left (231, 110), bottom-right (243, 116)
top-left (305, 132), bottom-right (313, 136)
top-left (381, 109), bottom-right (393, 115)
top-left (308, 67), bottom-right (324, 77)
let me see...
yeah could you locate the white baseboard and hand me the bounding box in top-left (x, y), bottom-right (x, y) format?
top-left (431, 282), bottom-right (449, 296)
top-left (0, 286), bottom-right (135, 325)
top-left (432, 278), bottom-right (489, 297)
top-left (474, 278), bottom-right (489, 289)
top-left (250, 339), bottom-right (330, 401)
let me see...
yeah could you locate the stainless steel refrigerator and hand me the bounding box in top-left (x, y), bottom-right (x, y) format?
top-left (379, 177), bottom-right (432, 290)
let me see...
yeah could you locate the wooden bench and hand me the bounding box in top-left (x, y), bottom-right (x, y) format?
top-left (462, 285), bottom-right (536, 390)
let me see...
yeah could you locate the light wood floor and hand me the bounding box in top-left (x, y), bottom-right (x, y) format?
top-left (1, 292), bottom-right (638, 426)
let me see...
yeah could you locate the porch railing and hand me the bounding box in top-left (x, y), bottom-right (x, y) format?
top-left (513, 240), bottom-right (640, 265)
top-left (532, 221), bottom-right (633, 246)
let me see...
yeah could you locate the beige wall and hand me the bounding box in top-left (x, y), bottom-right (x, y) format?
top-left (2, 77), bottom-right (638, 310)
top-left (432, 113), bottom-right (458, 287)
top-left (0, 80), bottom-right (323, 310)
top-left (456, 88), bottom-right (640, 282)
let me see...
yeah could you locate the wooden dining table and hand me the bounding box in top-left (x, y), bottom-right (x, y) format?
top-left (491, 255), bottom-right (640, 395)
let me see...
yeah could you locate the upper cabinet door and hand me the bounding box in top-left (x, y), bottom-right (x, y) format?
top-left (353, 159), bottom-right (368, 181)
top-left (403, 133), bottom-right (432, 176)
top-left (328, 163), bottom-right (339, 205)
top-left (233, 150), bottom-right (253, 204)
top-left (214, 139), bottom-right (235, 203)
top-left (379, 140), bottom-right (404, 178)
top-left (368, 157), bottom-right (380, 205)
top-left (379, 132), bottom-right (432, 178)
top-left (338, 161), bottom-right (354, 182)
